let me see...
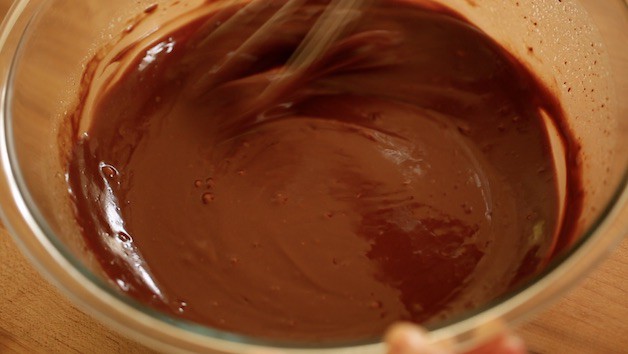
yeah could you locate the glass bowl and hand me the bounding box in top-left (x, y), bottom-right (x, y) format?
top-left (0, 0), bottom-right (625, 352)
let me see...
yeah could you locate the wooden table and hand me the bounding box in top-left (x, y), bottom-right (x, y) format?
top-left (0, 1), bottom-right (626, 353)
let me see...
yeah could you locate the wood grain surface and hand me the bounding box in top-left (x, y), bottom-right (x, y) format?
top-left (0, 0), bottom-right (626, 353)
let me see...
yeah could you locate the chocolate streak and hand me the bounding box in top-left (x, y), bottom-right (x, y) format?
top-left (66, 0), bottom-right (582, 341)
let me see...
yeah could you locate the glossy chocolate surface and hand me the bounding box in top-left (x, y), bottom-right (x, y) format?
top-left (65, 0), bottom-right (582, 341)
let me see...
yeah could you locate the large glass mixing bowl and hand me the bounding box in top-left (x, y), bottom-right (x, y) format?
top-left (0, 0), bottom-right (626, 352)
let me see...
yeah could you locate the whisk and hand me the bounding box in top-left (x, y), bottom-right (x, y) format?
top-left (265, 0), bottom-right (369, 90)
top-left (201, 0), bottom-right (371, 114)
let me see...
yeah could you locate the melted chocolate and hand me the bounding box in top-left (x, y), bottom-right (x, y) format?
top-left (66, 0), bottom-right (582, 341)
